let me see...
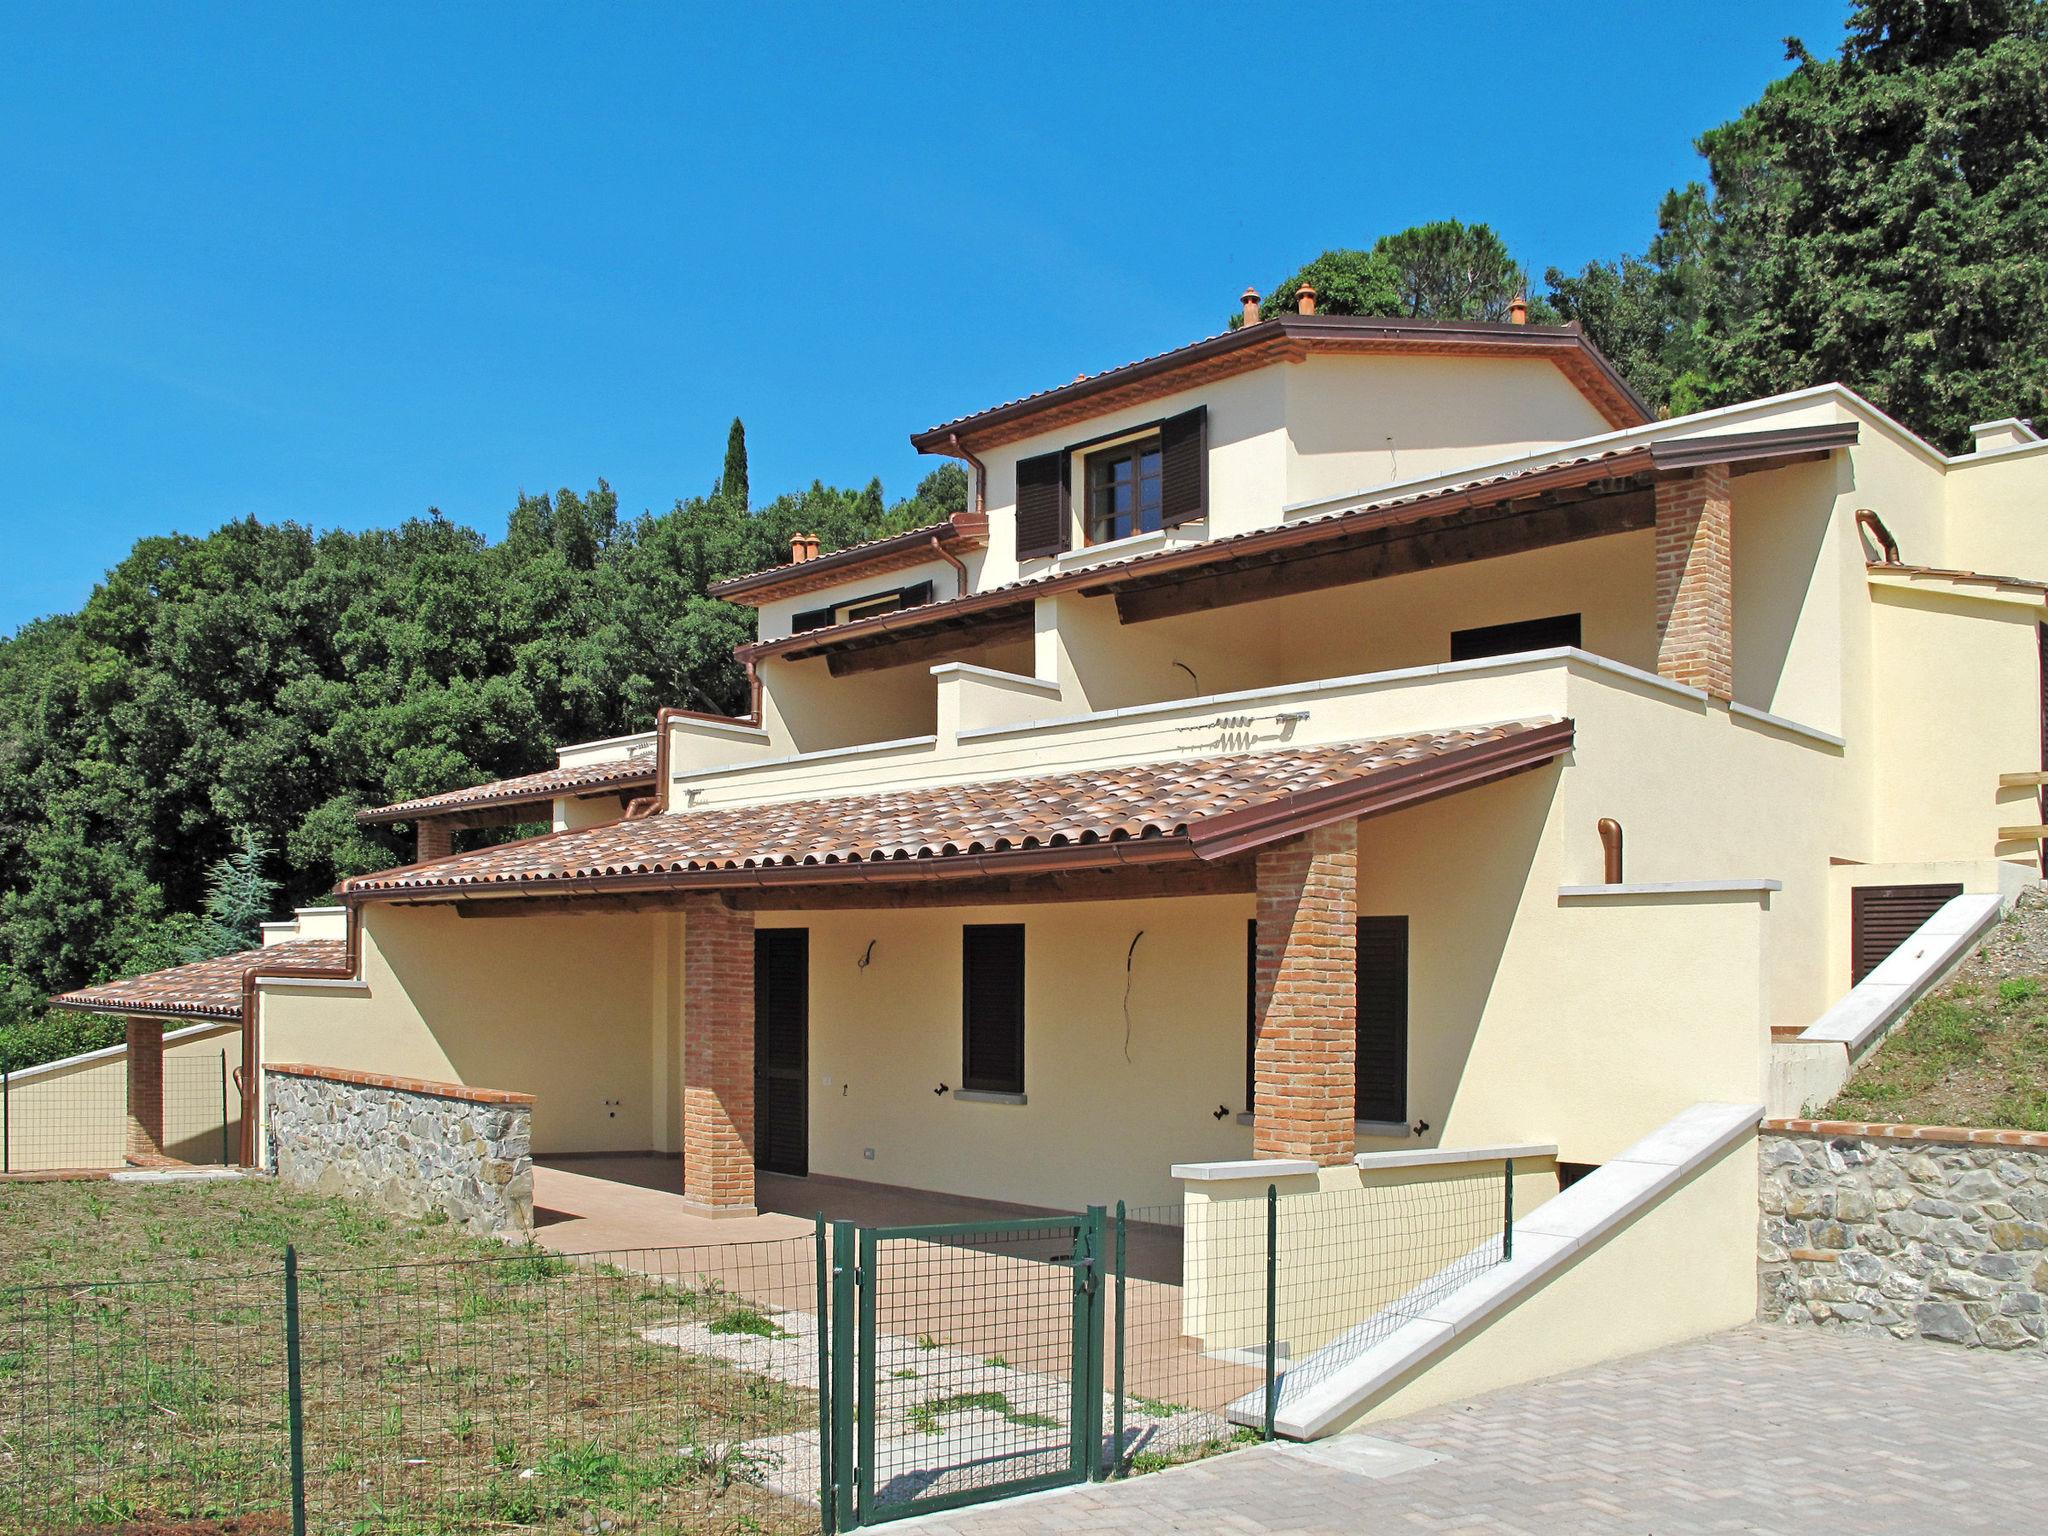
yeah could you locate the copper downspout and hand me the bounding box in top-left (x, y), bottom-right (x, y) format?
top-left (1855, 508), bottom-right (1901, 565)
top-left (929, 534), bottom-right (968, 601)
top-left (1597, 818), bottom-right (1624, 883)
top-left (947, 432), bottom-right (988, 518)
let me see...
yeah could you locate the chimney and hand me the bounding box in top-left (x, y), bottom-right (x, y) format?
top-left (790, 533), bottom-right (815, 564)
top-left (805, 533), bottom-right (822, 561)
top-left (1508, 294), bottom-right (1529, 325)
top-left (1241, 286), bottom-right (1261, 326)
top-left (1295, 283), bottom-right (1317, 317)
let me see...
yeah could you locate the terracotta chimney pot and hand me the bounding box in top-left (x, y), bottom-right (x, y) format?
top-left (1509, 294), bottom-right (1529, 326)
top-left (1296, 283), bottom-right (1317, 317)
top-left (805, 533), bottom-right (822, 561)
top-left (790, 534), bottom-right (808, 564)
top-left (1241, 286), bottom-right (1261, 326)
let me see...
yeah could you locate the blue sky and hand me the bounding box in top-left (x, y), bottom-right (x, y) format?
top-left (1, 1), bottom-right (1850, 634)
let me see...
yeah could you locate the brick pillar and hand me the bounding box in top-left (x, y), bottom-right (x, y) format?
top-left (681, 895), bottom-right (756, 1213)
top-left (416, 818), bottom-right (453, 864)
top-left (124, 1016), bottom-right (166, 1163)
top-left (1251, 822), bottom-right (1358, 1166)
top-left (1653, 465), bottom-right (1733, 699)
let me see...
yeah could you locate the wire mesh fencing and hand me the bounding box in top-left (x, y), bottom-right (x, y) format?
top-left (162, 1050), bottom-right (238, 1167)
top-left (1108, 1160), bottom-right (1515, 1472)
top-left (0, 1061), bottom-right (129, 1174)
top-left (2, 1236), bottom-right (826, 1536)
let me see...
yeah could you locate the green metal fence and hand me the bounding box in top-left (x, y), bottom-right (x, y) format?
top-left (0, 1164), bottom-right (1514, 1533)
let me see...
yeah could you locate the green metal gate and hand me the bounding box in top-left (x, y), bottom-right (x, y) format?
top-left (826, 1207), bottom-right (1106, 1528)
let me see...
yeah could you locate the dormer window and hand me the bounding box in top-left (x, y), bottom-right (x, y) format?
top-left (1085, 435), bottom-right (1164, 544)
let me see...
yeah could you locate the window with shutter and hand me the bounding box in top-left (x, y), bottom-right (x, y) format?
top-left (1159, 406), bottom-right (1207, 527)
top-left (1014, 452), bottom-right (1070, 560)
top-left (962, 924), bottom-right (1026, 1094)
top-left (1244, 917), bottom-right (1258, 1111)
top-left (1355, 916), bottom-right (1409, 1125)
top-left (753, 929), bottom-right (809, 1176)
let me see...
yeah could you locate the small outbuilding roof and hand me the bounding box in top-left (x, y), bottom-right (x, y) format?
top-left (52, 939), bottom-right (351, 1022)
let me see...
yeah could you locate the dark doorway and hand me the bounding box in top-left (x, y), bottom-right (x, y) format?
top-left (754, 928), bottom-right (809, 1176)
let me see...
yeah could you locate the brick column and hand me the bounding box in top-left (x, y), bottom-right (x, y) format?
top-left (124, 1016), bottom-right (166, 1163)
top-left (681, 895), bottom-right (756, 1214)
top-left (1653, 464), bottom-right (1733, 699)
top-left (1251, 822), bottom-right (1358, 1166)
top-left (415, 818), bottom-right (453, 864)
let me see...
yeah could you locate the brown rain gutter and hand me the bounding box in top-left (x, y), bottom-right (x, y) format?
top-left (947, 433), bottom-right (989, 517)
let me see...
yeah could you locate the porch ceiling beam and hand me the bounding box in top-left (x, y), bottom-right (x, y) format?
top-left (1114, 489), bottom-right (1655, 625)
top-left (822, 610), bottom-right (1035, 677)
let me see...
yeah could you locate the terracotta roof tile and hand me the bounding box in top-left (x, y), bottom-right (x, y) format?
top-left (52, 939), bottom-right (350, 1021)
top-left (343, 722), bottom-right (1564, 898)
top-left (358, 758), bottom-right (657, 825)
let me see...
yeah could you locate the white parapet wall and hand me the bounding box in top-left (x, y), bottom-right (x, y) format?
top-left (1767, 892), bottom-right (2007, 1117)
top-left (1233, 1101), bottom-right (1762, 1439)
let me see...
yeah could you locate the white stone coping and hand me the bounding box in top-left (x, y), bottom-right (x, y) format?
top-left (559, 728), bottom-right (659, 762)
top-left (1171, 1157), bottom-right (1318, 1182)
top-left (3, 1020), bottom-right (236, 1085)
top-left (1726, 702), bottom-right (1846, 749)
top-left (950, 1089), bottom-right (1027, 1106)
top-left (1352, 1142), bottom-right (1557, 1173)
top-left (255, 975), bottom-right (369, 994)
top-left (1799, 893), bottom-right (2003, 1050)
top-left (1557, 879), bottom-right (1782, 900)
top-left (666, 715), bottom-right (772, 743)
top-left (927, 662), bottom-right (1063, 696)
top-left (1253, 1101), bottom-right (1763, 1440)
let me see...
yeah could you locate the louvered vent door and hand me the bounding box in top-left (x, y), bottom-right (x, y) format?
top-left (1355, 917), bottom-right (1409, 1125)
top-left (962, 924), bottom-right (1026, 1094)
top-left (1850, 884), bottom-right (1962, 986)
top-left (754, 928), bottom-right (809, 1176)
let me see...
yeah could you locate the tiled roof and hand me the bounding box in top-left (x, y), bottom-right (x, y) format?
top-left (708, 515), bottom-right (987, 604)
top-left (342, 721), bottom-right (1567, 898)
top-left (52, 939), bottom-right (350, 1021)
top-left (357, 758), bottom-right (657, 825)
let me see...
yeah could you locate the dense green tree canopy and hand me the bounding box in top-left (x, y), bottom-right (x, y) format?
top-left (0, 430), bottom-right (966, 1061)
top-left (1550, 0), bottom-right (2047, 446)
top-left (1239, 221), bottom-right (1557, 327)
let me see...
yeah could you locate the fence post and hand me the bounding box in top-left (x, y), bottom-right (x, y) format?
top-left (815, 1214), bottom-right (834, 1535)
top-left (829, 1220), bottom-right (857, 1532)
top-left (219, 1049), bottom-right (231, 1166)
top-left (1112, 1200), bottom-right (1126, 1477)
top-left (1263, 1183), bottom-right (1278, 1442)
top-left (284, 1244), bottom-right (307, 1536)
top-left (1083, 1205), bottom-right (1107, 1479)
top-left (1503, 1157), bottom-right (1515, 1264)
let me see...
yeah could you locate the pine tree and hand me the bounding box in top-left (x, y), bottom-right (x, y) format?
top-left (721, 418), bottom-right (749, 511)
top-left (184, 827), bottom-right (278, 961)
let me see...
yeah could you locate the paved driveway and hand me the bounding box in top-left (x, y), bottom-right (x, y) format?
top-left (895, 1324), bottom-right (2048, 1534)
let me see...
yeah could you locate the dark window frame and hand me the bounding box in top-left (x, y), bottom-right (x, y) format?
top-left (961, 923), bottom-right (1026, 1095)
top-left (1083, 433), bottom-right (1165, 545)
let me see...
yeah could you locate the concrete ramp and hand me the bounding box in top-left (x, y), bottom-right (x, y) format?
top-left (1234, 1101), bottom-right (1762, 1439)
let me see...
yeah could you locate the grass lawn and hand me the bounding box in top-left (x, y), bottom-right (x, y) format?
top-left (0, 1178), bottom-right (818, 1536)
top-left (1824, 896), bottom-right (2048, 1132)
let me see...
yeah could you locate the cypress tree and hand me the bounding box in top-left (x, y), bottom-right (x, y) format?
top-left (721, 418), bottom-right (749, 511)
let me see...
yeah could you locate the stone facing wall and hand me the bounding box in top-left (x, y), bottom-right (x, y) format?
top-left (1760, 1122), bottom-right (2048, 1350)
top-left (265, 1064), bottom-right (533, 1238)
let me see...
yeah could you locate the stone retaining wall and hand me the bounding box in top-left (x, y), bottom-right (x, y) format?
top-left (1760, 1120), bottom-right (2048, 1350)
top-left (265, 1064), bottom-right (533, 1238)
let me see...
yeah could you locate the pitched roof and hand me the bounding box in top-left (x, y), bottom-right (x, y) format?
top-left (52, 939), bottom-right (350, 1021)
top-left (908, 315), bottom-right (1653, 453)
top-left (341, 720), bottom-right (1572, 901)
top-left (357, 758), bottom-right (657, 826)
top-left (745, 422), bottom-right (1861, 667)
top-left (708, 514), bottom-right (988, 605)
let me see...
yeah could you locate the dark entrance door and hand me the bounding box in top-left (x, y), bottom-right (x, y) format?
top-left (754, 928), bottom-right (809, 1176)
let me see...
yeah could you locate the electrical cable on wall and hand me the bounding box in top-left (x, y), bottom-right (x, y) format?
top-left (1122, 930), bottom-right (1145, 1062)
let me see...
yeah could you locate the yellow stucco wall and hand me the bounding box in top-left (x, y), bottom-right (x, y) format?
top-left (3, 1023), bottom-right (242, 1171)
top-left (259, 904), bottom-right (661, 1156)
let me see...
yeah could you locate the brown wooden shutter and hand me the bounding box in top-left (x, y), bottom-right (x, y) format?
top-left (753, 928), bottom-right (809, 1176)
top-left (1244, 917), bottom-right (1258, 1111)
top-left (791, 604), bottom-right (836, 633)
top-left (962, 924), bottom-right (1026, 1093)
top-left (1355, 916), bottom-right (1408, 1125)
top-left (1013, 451), bottom-right (1070, 560)
top-left (1158, 406), bottom-right (1208, 527)
top-left (1851, 884), bottom-right (1962, 985)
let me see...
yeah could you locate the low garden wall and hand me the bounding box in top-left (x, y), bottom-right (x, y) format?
top-left (265, 1063), bottom-right (534, 1238)
top-left (1760, 1119), bottom-right (2048, 1350)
